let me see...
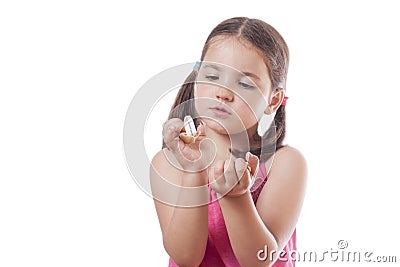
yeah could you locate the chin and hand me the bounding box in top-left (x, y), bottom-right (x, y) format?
top-left (204, 119), bottom-right (229, 135)
top-left (206, 119), bottom-right (253, 137)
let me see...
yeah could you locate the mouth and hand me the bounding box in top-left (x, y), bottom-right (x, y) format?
top-left (210, 105), bottom-right (232, 118)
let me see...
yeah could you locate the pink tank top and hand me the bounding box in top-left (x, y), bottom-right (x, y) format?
top-left (168, 161), bottom-right (297, 266)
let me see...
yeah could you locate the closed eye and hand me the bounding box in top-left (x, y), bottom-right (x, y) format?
top-left (239, 81), bottom-right (255, 89)
top-left (205, 74), bottom-right (219, 81)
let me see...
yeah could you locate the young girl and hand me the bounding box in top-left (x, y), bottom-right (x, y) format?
top-left (150, 17), bottom-right (307, 267)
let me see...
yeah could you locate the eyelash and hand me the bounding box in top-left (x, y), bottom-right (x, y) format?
top-left (239, 82), bottom-right (255, 89)
top-left (204, 75), bottom-right (255, 89)
top-left (205, 74), bottom-right (219, 81)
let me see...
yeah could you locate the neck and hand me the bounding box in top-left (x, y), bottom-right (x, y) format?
top-left (204, 124), bottom-right (258, 161)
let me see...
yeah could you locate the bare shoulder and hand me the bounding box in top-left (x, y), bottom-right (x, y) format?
top-left (266, 145), bottom-right (308, 183)
top-left (275, 145), bottom-right (307, 166)
top-left (150, 149), bottom-right (182, 187)
top-left (150, 149), bottom-right (181, 179)
top-left (151, 149), bottom-right (168, 168)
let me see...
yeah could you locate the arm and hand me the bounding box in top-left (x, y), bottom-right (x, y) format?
top-left (218, 146), bottom-right (308, 267)
top-left (150, 150), bottom-right (209, 267)
top-left (219, 192), bottom-right (278, 267)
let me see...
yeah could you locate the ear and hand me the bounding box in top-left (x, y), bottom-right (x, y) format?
top-left (264, 88), bottom-right (285, 115)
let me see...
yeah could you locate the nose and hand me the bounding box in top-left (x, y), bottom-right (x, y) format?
top-left (216, 86), bottom-right (234, 102)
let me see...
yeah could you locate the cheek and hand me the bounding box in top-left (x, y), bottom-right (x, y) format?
top-left (235, 92), bottom-right (267, 121)
top-left (194, 83), bottom-right (209, 99)
top-left (235, 101), bottom-right (259, 127)
top-left (194, 84), bottom-right (217, 111)
top-left (193, 84), bottom-right (213, 117)
top-left (234, 89), bottom-right (269, 121)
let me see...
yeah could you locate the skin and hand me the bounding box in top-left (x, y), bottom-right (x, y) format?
top-left (150, 36), bottom-right (307, 267)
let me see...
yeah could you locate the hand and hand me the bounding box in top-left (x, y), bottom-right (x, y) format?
top-left (162, 118), bottom-right (215, 172)
top-left (209, 152), bottom-right (259, 197)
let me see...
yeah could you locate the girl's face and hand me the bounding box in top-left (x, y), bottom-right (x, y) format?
top-left (194, 36), bottom-right (274, 135)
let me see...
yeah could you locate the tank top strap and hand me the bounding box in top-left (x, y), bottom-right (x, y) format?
top-left (250, 160), bottom-right (268, 203)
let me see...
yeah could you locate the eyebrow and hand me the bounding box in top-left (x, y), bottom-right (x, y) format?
top-left (242, 71), bottom-right (261, 80)
top-left (203, 64), bottom-right (220, 71)
top-left (203, 64), bottom-right (261, 80)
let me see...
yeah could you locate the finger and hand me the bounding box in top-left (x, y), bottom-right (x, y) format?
top-left (163, 118), bottom-right (184, 148)
top-left (198, 138), bottom-right (216, 168)
top-left (208, 166), bottom-right (215, 184)
top-left (162, 118), bottom-right (196, 167)
top-left (233, 158), bottom-right (248, 183)
top-left (224, 158), bottom-right (238, 185)
top-left (196, 123), bottom-right (206, 137)
top-left (213, 160), bottom-right (226, 187)
top-left (246, 152), bottom-right (259, 177)
top-left (209, 165), bottom-right (220, 192)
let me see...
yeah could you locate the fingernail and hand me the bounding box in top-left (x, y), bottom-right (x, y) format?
top-left (246, 151), bottom-right (251, 161)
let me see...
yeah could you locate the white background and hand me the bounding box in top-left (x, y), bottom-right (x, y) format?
top-left (1, 0), bottom-right (399, 266)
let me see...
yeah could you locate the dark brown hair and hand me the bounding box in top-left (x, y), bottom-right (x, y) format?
top-left (163, 17), bottom-right (290, 162)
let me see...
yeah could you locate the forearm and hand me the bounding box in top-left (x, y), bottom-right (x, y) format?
top-left (163, 171), bottom-right (209, 266)
top-left (219, 192), bottom-right (278, 267)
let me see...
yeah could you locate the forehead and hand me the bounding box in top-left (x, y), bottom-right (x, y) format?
top-left (203, 36), bottom-right (270, 81)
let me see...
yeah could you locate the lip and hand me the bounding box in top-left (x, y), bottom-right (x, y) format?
top-left (209, 106), bottom-right (231, 118)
